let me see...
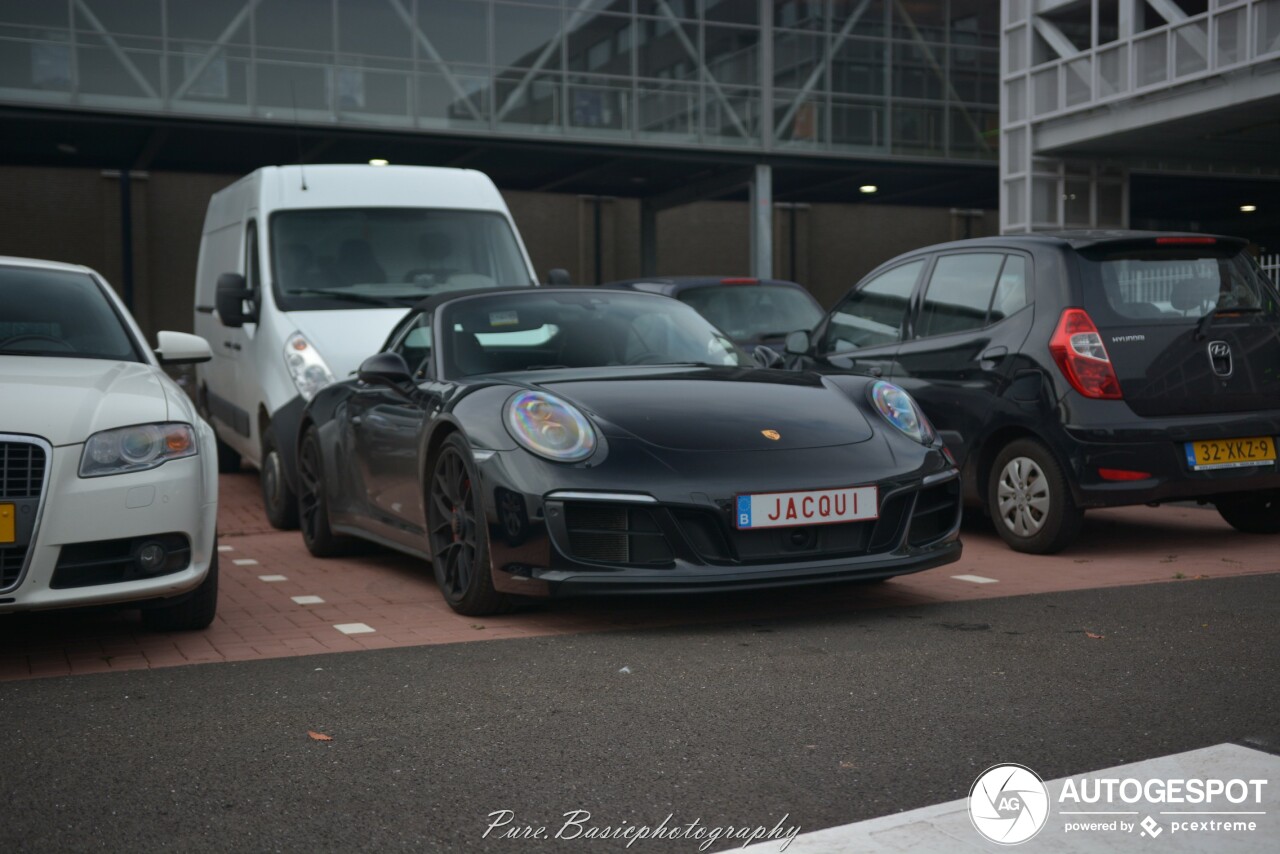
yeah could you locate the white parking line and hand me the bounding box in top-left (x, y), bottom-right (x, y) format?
top-left (257, 574), bottom-right (288, 583)
top-left (291, 595), bottom-right (325, 605)
top-left (232, 558), bottom-right (259, 566)
top-left (952, 574), bottom-right (998, 584)
top-left (217, 545), bottom-right (234, 552)
top-left (334, 623), bottom-right (376, 635)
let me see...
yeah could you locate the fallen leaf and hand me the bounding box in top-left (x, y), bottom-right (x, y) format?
top-left (1085, 632), bottom-right (1104, 640)
top-left (308, 731), bottom-right (333, 742)
top-left (839, 761), bottom-right (856, 769)
top-left (470, 624), bottom-right (485, 630)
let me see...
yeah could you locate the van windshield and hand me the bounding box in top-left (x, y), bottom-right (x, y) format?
top-left (270, 208), bottom-right (533, 311)
top-left (1079, 247), bottom-right (1276, 325)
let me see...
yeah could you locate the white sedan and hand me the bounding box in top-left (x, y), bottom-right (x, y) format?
top-left (0, 256), bottom-right (219, 630)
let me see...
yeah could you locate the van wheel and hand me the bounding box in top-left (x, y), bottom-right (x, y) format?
top-left (142, 550), bottom-right (219, 632)
top-left (215, 436), bottom-right (241, 474)
top-left (988, 439), bottom-right (1083, 554)
top-left (1215, 491), bottom-right (1280, 534)
top-left (261, 430), bottom-right (299, 530)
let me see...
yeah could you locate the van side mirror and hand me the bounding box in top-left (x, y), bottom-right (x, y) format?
top-left (155, 331), bottom-right (212, 365)
top-left (215, 273), bottom-right (256, 327)
top-left (784, 330), bottom-right (812, 356)
top-left (546, 268), bottom-right (572, 286)
top-left (358, 352), bottom-right (413, 387)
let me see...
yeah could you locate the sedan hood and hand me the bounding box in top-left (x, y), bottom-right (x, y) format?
top-left (0, 357), bottom-right (170, 446)
top-left (538, 368), bottom-right (873, 451)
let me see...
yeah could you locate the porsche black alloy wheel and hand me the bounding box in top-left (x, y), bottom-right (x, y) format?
top-left (427, 434), bottom-right (511, 616)
top-left (298, 426), bottom-right (352, 557)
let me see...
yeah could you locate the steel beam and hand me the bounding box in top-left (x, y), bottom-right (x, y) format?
top-left (749, 164), bottom-right (772, 279)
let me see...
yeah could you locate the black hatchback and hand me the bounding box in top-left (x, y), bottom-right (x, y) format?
top-left (786, 231), bottom-right (1280, 553)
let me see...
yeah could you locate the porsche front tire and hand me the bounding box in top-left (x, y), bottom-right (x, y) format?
top-left (426, 434), bottom-right (512, 616)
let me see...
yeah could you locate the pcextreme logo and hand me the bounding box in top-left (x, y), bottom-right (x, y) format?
top-left (969, 764), bottom-right (1051, 845)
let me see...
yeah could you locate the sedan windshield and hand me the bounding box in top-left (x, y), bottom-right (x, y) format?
top-left (437, 291), bottom-right (748, 377)
top-left (270, 208), bottom-right (533, 311)
top-left (678, 285), bottom-right (823, 342)
top-left (0, 266), bottom-right (141, 361)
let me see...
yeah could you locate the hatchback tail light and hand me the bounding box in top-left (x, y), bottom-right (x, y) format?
top-left (1049, 309), bottom-right (1123, 399)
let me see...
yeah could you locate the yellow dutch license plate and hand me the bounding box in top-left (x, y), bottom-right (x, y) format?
top-left (0, 503), bottom-right (14, 544)
top-left (1185, 437), bottom-right (1277, 471)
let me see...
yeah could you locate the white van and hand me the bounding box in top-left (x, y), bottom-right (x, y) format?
top-left (193, 164), bottom-right (538, 528)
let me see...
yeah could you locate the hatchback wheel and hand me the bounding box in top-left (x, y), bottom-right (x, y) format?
top-left (1215, 491), bottom-right (1280, 534)
top-left (297, 426), bottom-right (353, 557)
top-left (988, 438), bottom-right (1083, 554)
top-left (426, 434), bottom-right (511, 616)
top-left (260, 429), bottom-right (299, 530)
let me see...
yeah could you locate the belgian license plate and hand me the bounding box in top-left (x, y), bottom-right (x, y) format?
top-left (736, 486), bottom-right (878, 530)
top-left (1184, 437), bottom-right (1277, 471)
top-left (0, 503), bottom-right (13, 544)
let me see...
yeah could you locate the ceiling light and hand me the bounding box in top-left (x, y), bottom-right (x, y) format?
top-left (57, 143), bottom-right (77, 155)
top-left (1240, 204), bottom-right (1257, 213)
top-left (369, 158), bottom-right (389, 166)
top-left (859, 184), bottom-right (878, 194)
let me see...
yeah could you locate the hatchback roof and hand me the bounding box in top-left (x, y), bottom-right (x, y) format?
top-left (910, 230), bottom-right (1248, 255)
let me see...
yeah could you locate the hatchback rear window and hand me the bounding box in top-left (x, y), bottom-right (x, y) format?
top-left (1079, 248), bottom-right (1276, 324)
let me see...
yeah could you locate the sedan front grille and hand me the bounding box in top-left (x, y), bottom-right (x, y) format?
top-left (1, 437), bottom-right (50, 592)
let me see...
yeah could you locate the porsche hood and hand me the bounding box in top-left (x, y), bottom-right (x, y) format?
top-left (537, 369), bottom-right (874, 452)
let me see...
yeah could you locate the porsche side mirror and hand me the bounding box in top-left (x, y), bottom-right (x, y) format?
top-left (751, 345), bottom-right (784, 369)
top-left (358, 352), bottom-right (413, 387)
top-left (215, 273), bottom-right (256, 327)
top-left (784, 330), bottom-right (811, 356)
top-left (546, 268), bottom-right (572, 286)
top-left (155, 331), bottom-right (213, 365)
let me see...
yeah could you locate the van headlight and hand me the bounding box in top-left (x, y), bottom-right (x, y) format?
top-left (284, 332), bottom-right (336, 400)
top-left (80, 423), bottom-right (197, 477)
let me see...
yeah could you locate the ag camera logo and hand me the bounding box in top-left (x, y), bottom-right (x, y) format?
top-left (969, 764), bottom-right (1051, 845)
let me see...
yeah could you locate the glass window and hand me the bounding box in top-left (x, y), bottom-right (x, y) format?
top-left (391, 313), bottom-right (434, 378)
top-left (677, 285), bottom-right (823, 343)
top-left (0, 265), bottom-right (141, 362)
top-left (270, 208), bottom-right (533, 312)
top-left (1079, 248), bottom-right (1276, 323)
top-left (917, 253), bottom-right (1005, 338)
top-left (439, 291), bottom-right (747, 378)
top-left (822, 260), bottom-right (923, 352)
top-left (989, 255), bottom-right (1029, 322)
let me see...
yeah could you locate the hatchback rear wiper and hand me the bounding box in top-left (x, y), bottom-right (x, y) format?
top-left (1196, 305), bottom-right (1262, 340)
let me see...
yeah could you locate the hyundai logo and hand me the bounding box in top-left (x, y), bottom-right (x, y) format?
top-left (1207, 340), bottom-right (1233, 377)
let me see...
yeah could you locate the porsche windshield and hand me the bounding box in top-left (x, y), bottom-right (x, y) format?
top-left (270, 208), bottom-right (533, 311)
top-left (0, 265), bottom-right (141, 361)
top-left (438, 291), bottom-right (748, 377)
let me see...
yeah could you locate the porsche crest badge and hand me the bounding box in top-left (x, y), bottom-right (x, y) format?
top-left (761, 429), bottom-right (781, 441)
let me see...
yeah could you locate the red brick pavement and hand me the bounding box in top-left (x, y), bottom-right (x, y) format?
top-left (0, 470), bottom-right (1275, 681)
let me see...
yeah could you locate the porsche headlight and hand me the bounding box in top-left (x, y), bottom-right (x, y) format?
top-left (868, 381), bottom-right (935, 445)
top-left (504, 391), bottom-right (596, 462)
top-left (80, 423), bottom-right (197, 477)
top-left (284, 332), bottom-right (336, 400)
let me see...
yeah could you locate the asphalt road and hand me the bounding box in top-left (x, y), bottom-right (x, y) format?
top-left (1, 574), bottom-right (1276, 853)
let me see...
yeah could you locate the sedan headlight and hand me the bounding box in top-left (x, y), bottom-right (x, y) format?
top-left (868, 381), bottom-right (935, 445)
top-left (504, 391), bottom-right (596, 462)
top-left (80, 423), bottom-right (198, 477)
top-left (284, 332), bottom-right (336, 400)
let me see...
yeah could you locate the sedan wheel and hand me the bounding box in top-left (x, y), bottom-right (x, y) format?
top-left (426, 434), bottom-right (511, 616)
top-left (988, 438), bottom-right (1083, 554)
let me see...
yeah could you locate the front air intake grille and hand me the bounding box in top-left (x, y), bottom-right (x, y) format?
top-left (0, 441), bottom-right (45, 500)
top-left (907, 478), bottom-right (962, 547)
top-left (1, 438), bottom-right (49, 592)
top-left (563, 502), bottom-right (674, 566)
top-left (51, 534), bottom-right (191, 589)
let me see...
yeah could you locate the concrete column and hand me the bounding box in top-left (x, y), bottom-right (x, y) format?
top-left (749, 163), bottom-right (772, 278)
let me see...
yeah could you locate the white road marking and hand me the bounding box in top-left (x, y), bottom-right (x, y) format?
top-left (232, 558), bottom-right (259, 566)
top-left (257, 574), bottom-right (288, 582)
top-left (334, 623), bottom-right (375, 635)
top-left (217, 545), bottom-right (234, 552)
top-left (291, 595), bottom-right (325, 605)
top-left (952, 574), bottom-right (998, 584)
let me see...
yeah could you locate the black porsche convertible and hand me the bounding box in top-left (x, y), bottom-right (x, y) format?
top-left (296, 288), bottom-right (962, 615)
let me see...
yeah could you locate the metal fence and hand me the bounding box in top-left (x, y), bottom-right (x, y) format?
top-left (1260, 253), bottom-right (1280, 284)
